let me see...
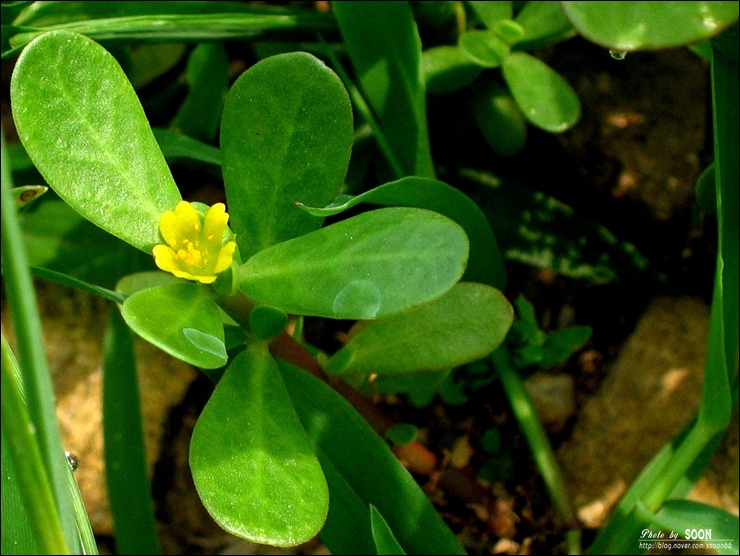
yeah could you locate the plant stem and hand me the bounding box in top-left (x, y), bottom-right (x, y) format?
top-left (215, 291), bottom-right (438, 474)
top-left (492, 347), bottom-right (581, 555)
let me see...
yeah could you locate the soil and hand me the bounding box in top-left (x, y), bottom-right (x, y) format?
top-left (1, 20), bottom-right (737, 556)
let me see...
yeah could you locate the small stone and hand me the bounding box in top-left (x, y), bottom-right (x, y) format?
top-left (556, 297), bottom-right (736, 530)
top-left (524, 372), bottom-right (576, 433)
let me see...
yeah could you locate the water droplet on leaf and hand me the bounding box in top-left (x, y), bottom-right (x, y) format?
top-left (332, 280), bottom-right (382, 319)
top-left (609, 50), bottom-right (627, 60)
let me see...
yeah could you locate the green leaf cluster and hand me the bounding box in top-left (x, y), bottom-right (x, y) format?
top-left (423, 1), bottom-right (581, 156)
top-left (5, 2), bottom-right (738, 554)
top-left (8, 28), bottom-right (511, 552)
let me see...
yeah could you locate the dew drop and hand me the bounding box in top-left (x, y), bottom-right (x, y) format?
top-left (332, 280), bottom-right (382, 319)
top-left (609, 49), bottom-right (627, 60)
top-left (65, 451), bottom-right (79, 472)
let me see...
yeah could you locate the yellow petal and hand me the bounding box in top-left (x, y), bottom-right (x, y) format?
top-left (158, 209), bottom-right (181, 248)
top-left (152, 244), bottom-right (179, 273)
top-left (213, 241), bottom-right (237, 274)
top-left (203, 203), bottom-right (229, 243)
top-left (191, 274), bottom-right (217, 285)
top-left (167, 201), bottom-right (202, 246)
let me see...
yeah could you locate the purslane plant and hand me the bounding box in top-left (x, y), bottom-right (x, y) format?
top-left (4, 2), bottom-right (738, 555)
top-left (7, 29), bottom-right (513, 552)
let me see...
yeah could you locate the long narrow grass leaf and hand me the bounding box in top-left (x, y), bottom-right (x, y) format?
top-left (1, 130), bottom-right (80, 552)
top-left (31, 266), bottom-right (126, 304)
top-left (5, 12), bottom-right (337, 58)
top-left (492, 347), bottom-right (580, 555)
top-left (318, 35), bottom-right (405, 180)
top-left (1, 336), bottom-right (69, 554)
top-left (333, 1), bottom-right (435, 178)
top-left (103, 309), bottom-right (161, 554)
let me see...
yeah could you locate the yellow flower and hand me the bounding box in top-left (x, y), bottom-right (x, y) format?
top-left (153, 201), bottom-right (237, 284)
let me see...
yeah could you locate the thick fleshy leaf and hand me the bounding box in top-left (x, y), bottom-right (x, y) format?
top-left (467, 1), bottom-right (512, 27)
top-left (221, 52), bottom-right (353, 258)
top-left (561, 1), bottom-right (739, 50)
top-left (249, 305), bottom-right (288, 340)
top-left (10, 31), bottom-right (181, 252)
top-left (171, 42), bottom-right (229, 143)
top-left (502, 52), bottom-right (581, 133)
top-left (324, 283), bottom-right (513, 374)
top-left (514, 1), bottom-right (576, 50)
top-left (121, 283), bottom-right (226, 368)
top-left (296, 176), bottom-right (506, 290)
top-left (126, 43), bottom-right (187, 89)
top-left (471, 77), bottom-right (527, 157)
top-left (190, 343), bottom-right (328, 547)
top-left (278, 360), bottom-right (466, 555)
top-left (422, 45), bottom-right (484, 95)
top-left (459, 30), bottom-right (509, 68)
top-left (115, 270), bottom-right (182, 297)
top-left (239, 207), bottom-right (469, 319)
top-left (333, 1), bottom-right (434, 178)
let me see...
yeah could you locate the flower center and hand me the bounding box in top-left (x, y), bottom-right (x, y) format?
top-left (177, 239), bottom-right (207, 267)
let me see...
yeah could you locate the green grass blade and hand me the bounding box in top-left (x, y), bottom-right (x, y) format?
top-left (31, 267), bottom-right (126, 304)
top-left (5, 10), bottom-right (337, 57)
top-left (636, 499), bottom-right (739, 555)
top-left (1, 336), bottom-right (68, 555)
top-left (67, 463), bottom-right (98, 555)
top-left (705, 30), bottom-right (739, 427)
top-left (318, 34), bottom-right (405, 181)
top-left (1, 129), bottom-right (80, 553)
top-left (333, 1), bottom-right (435, 178)
top-left (492, 347), bottom-right (580, 555)
top-left (103, 309), bottom-right (162, 554)
top-left (638, 30), bottom-right (739, 515)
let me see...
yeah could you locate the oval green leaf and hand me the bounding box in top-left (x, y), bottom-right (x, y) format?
top-left (471, 77), bottom-right (528, 156)
top-left (561, 1), bottom-right (739, 50)
top-left (296, 176), bottom-right (506, 290)
top-left (221, 51), bottom-right (353, 258)
top-left (10, 31), bottom-right (181, 252)
top-left (514, 1), bottom-right (576, 50)
top-left (239, 207), bottom-right (469, 319)
top-left (121, 283), bottom-right (226, 368)
top-left (278, 360), bottom-right (466, 555)
top-left (190, 343), bottom-right (328, 547)
top-left (502, 52), bottom-right (581, 133)
top-left (249, 305), bottom-right (289, 340)
top-left (459, 30), bottom-right (509, 68)
top-left (422, 45), bottom-right (484, 95)
top-left (324, 283), bottom-right (513, 374)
